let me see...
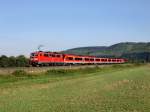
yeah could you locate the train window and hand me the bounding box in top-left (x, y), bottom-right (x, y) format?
top-left (67, 57), bottom-right (73, 60)
top-left (112, 59), bottom-right (116, 62)
top-left (52, 54), bottom-right (55, 57)
top-left (44, 54), bottom-right (49, 57)
top-left (56, 55), bottom-right (60, 58)
top-left (104, 59), bottom-right (107, 61)
top-left (90, 59), bottom-right (94, 61)
top-left (108, 59), bottom-right (111, 62)
top-left (101, 59), bottom-right (104, 61)
top-left (31, 53), bottom-right (38, 57)
top-left (101, 59), bottom-right (107, 61)
top-left (96, 59), bottom-right (100, 61)
top-left (79, 58), bottom-right (82, 60)
top-left (49, 54), bottom-right (52, 57)
top-left (85, 58), bottom-right (89, 61)
top-left (75, 58), bottom-right (82, 61)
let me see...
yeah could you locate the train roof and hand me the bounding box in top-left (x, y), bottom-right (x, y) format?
top-left (31, 51), bottom-right (95, 57)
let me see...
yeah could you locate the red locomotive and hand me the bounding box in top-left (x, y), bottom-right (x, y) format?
top-left (30, 51), bottom-right (127, 66)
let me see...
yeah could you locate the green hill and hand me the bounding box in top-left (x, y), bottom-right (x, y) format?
top-left (63, 42), bottom-right (150, 56)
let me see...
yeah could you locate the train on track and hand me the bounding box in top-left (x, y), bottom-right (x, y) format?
top-left (29, 51), bottom-right (127, 66)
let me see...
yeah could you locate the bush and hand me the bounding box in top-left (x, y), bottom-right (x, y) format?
top-left (0, 55), bottom-right (9, 67)
top-left (46, 67), bottom-right (101, 76)
top-left (12, 70), bottom-right (28, 77)
top-left (46, 69), bottom-right (75, 76)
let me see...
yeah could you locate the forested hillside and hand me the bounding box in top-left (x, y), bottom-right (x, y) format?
top-left (64, 42), bottom-right (150, 56)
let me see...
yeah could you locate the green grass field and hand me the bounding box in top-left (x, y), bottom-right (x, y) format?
top-left (0, 64), bottom-right (150, 112)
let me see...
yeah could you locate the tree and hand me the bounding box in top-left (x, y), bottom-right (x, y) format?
top-left (8, 56), bottom-right (16, 67)
top-left (16, 55), bottom-right (29, 67)
top-left (0, 55), bottom-right (9, 67)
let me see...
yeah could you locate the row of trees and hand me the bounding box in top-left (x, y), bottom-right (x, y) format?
top-left (121, 52), bottom-right (150, 63)
top-left (0, 55), bottom-right (29, 67)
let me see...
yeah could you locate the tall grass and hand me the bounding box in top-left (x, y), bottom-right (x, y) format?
top-left (0, 64), bottom-right (145, 85)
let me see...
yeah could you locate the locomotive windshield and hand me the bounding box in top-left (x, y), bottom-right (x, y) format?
top-left (31, 53), bottom-right (38, 57)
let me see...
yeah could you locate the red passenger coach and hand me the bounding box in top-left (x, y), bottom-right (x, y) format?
top-left (30, 51), bottom-right (127, 66)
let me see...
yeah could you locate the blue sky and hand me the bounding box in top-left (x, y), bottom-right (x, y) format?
top-left (0, 0), bottom-right (150, 56)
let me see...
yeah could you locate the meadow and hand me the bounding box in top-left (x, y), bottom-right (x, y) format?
top-left (0, 64), bottom-right (149, 112)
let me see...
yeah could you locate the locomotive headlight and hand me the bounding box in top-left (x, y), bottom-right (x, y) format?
top-left (34, 58), bottom-right (38, 61)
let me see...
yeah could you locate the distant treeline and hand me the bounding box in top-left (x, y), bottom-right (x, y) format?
top-left (0, 55), bottom-right (29, 67)
top-left (121, 52), bottom-right (150, 63)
